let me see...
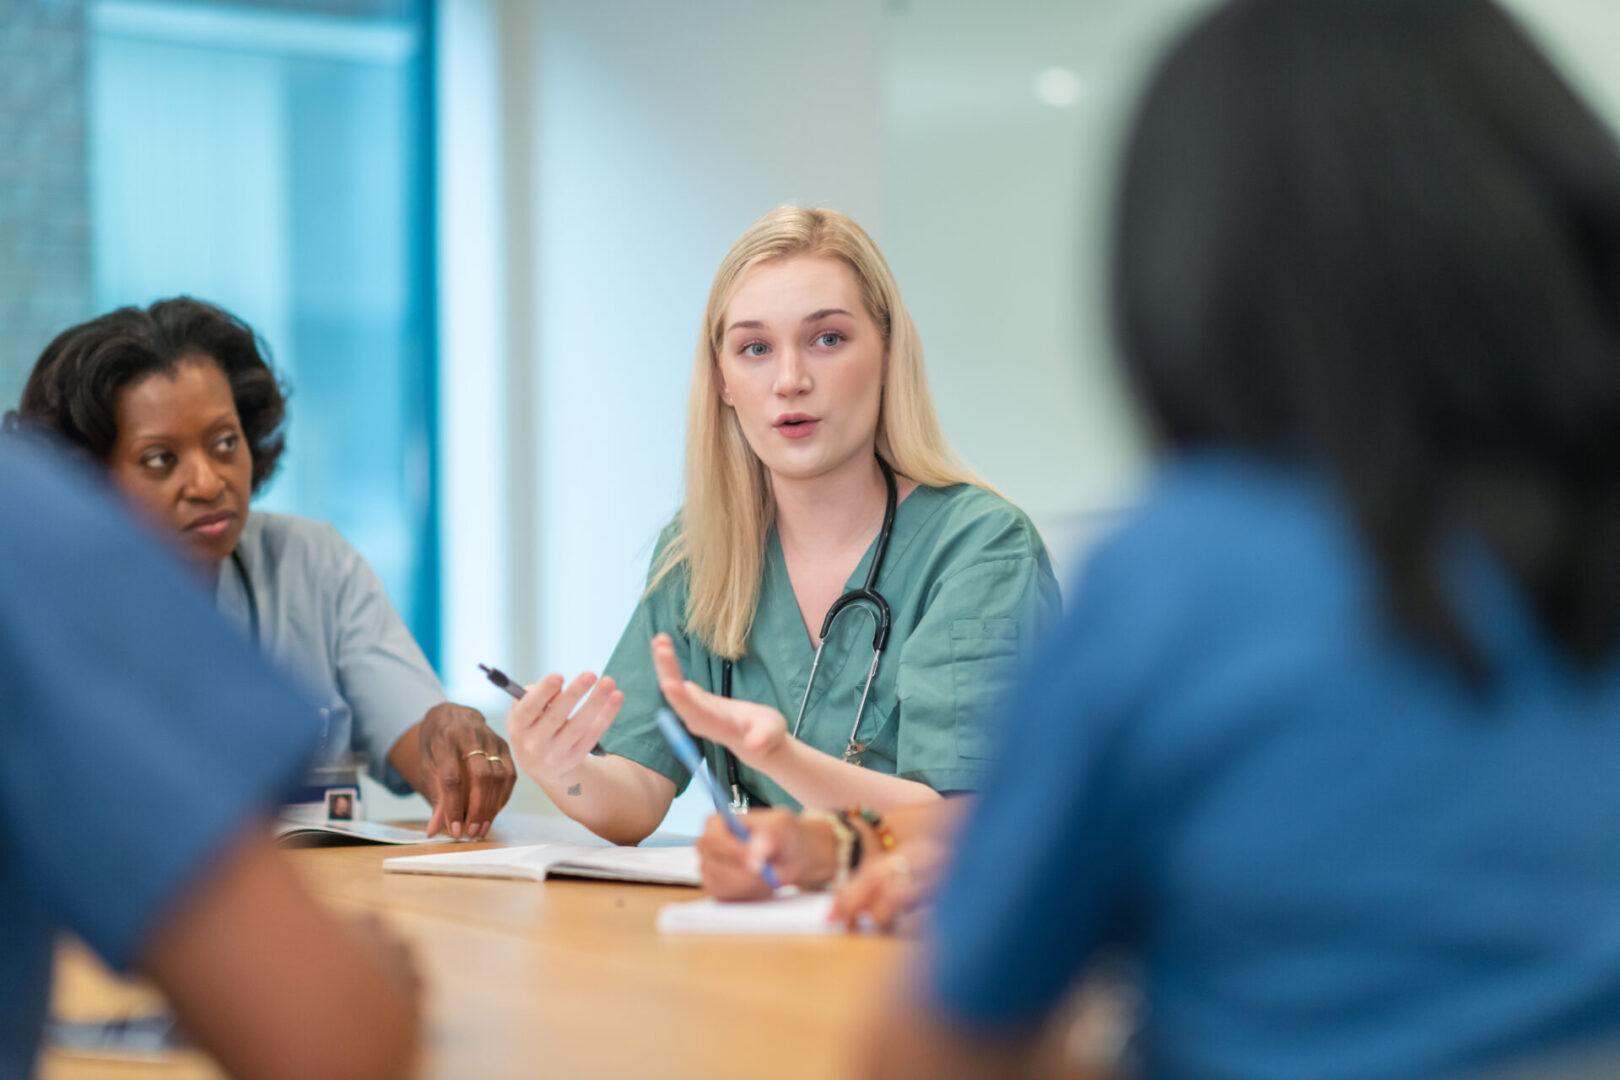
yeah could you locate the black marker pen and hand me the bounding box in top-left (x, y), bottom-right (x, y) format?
top-left (479, 664), bottom-right (605, 754)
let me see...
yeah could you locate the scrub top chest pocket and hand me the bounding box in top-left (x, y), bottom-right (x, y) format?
top-left (951, 618), bottom-right (1022, 759)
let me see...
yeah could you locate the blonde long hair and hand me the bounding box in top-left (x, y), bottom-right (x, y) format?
top-left (652, 206), bottom-right (980, 658)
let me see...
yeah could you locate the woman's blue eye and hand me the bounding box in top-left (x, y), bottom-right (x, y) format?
top-left (816, 331), bottom-right (843, 348)
top-left (743, 342), bottom-right (769, 357)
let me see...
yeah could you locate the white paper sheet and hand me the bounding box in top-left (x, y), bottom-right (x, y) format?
top-left (657, 891), bottom-right (860, 935)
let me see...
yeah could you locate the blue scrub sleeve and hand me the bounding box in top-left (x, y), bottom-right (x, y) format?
top-left (922, 540), bottom-right (1146, 1030)
top-left (0, 444), bottom-right (323, 971)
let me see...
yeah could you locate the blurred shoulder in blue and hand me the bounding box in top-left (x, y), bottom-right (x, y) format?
top-left (0, 434), bottom-right (321, 1078)
top-left (928, 453), bottom-right (1620, 1077)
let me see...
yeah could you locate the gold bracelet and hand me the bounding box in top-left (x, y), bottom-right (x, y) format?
top-left (801, 809), bottom-right (855, 889)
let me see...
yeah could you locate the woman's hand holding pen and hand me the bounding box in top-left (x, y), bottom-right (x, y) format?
top-left (696, 808), bottom-right (839, 901)
top-left (504, 672), bottom-right (624, 784)
top-left (651, 633), bottom-right (788, 768)
top-left (697, 805), bottom-right (943, 931)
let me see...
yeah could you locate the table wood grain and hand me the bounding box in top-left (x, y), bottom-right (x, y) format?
top-left (44, 815), bottom-right (907, 1080)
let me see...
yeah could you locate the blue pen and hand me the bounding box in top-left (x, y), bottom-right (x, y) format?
top-left (654, 708), bottom-right (782, 890)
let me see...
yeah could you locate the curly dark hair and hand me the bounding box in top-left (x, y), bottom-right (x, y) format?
top-left (8, 297), bottom-right (289, 493)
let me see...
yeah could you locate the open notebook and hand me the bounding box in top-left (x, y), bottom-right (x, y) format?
top-left (657, 891), bottom-right (872, 935)
top-left (384, 843), bottom-right (701, 886)
top-left (274, 817), bottom-right (458, 847)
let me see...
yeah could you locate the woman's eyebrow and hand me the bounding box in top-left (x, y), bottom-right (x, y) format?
top-left (120, 424), bottom-right (172, 443)
top-left (727, 308), bottom-right (854, 335)
top-left (802, 308), bottom-right (852, 323)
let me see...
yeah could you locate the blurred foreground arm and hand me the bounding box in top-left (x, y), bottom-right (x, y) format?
top-left (861, 987), bottom-right (1039, 1080)
top-left (140, 830), bottom-right (420, 1080)
top-left (0, 438), bottom-right (421, 1078)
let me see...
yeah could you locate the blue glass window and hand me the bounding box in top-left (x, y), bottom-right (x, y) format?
top-left (84, 0), bottom-right (439, 659)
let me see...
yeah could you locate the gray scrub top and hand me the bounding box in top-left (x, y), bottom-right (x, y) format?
top-left (216, 513), bottom-right (445, 794)
top-left (599, 483), bottom-right (1063, 808)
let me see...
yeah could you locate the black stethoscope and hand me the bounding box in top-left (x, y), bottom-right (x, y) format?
top-left (231, 549), bottom-right (261, 648)
top-left (716, 456), bottom-right (897, 811)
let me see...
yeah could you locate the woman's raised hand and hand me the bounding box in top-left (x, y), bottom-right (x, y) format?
top-left (650, 632), bottom-right (787, 768)
top-left (505, 672), bottom-right (625, 785)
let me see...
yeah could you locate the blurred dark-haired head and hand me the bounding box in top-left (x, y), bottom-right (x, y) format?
top-left (1114, 0), bottom-right (1620, 675)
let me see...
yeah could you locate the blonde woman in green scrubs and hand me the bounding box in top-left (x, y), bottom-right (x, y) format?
top-left (505, 207), bottom-right (1060, 846)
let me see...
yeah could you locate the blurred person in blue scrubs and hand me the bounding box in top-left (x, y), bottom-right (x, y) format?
top-left (0, 433), bottom-right (419, 1079)
top-left (863, 1), bottom-right (1620, 1077)
top-left (8, 298), bottom-right (514, 839)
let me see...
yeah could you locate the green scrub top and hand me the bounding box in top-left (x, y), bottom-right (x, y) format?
top-left (598, 483), bottom-right (1062, 809)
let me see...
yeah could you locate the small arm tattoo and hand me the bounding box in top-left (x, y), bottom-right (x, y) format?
top-left (567, 783), bottom-right (582, 797)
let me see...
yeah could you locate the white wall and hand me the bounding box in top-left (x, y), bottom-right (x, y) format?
top-left (530, 0), bottom-right (888, 686)
top-left (434, 0), bottom-right (1620, 829)
top-left (880, 0), bottom-right (1214, 583)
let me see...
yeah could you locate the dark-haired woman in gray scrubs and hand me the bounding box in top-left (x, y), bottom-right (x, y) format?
top-left (11, 297), bottom-right (515, 839)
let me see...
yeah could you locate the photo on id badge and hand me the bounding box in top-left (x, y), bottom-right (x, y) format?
top-left (325, 787), bottom-right (359, 821)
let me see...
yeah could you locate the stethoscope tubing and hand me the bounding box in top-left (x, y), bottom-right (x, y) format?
top-left (720, 455), bottom-right (898, 809)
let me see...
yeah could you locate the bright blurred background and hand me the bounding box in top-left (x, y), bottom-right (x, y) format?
top-left (4, 0), bottom-right (1618, 829)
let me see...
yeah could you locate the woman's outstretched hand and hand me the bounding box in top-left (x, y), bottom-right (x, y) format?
top-left (650, 633), bottom-right (788, 769)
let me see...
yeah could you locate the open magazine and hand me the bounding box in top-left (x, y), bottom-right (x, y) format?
top-left (272, 760), bottom-right (459, 846)
top-left (273, 815), bottom-right (459, 847)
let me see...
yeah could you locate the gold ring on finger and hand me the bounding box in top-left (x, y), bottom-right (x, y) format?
top-left (463, 749), bottom-right (489, 760)
top-left (485, 755), bottom-right (504, 767)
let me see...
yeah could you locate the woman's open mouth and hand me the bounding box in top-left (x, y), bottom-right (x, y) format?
top-left (774, 414), bottom-right (819, 439)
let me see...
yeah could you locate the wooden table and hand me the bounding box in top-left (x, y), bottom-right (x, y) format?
top-left (44, 815), bottom-right (908, 1080)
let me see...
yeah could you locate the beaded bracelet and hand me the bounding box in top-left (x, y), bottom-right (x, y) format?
top-left (833, 808), bottom-right (864, 871)
top-left (849, 806), bottom-right (899, 854)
